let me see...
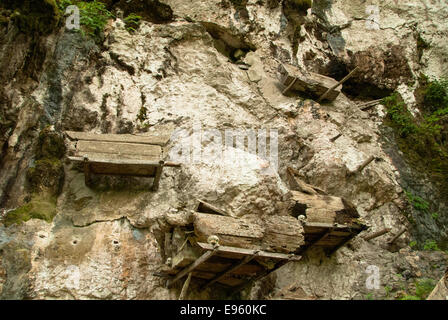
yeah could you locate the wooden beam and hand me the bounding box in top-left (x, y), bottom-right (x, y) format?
top-left (282, 77), bottom-right (298, 95)
top-left (358, 99), bottom-right (383, 111)
top-left (202, 254), bottom-right (257, 289)
top-left (196, 199), bottom-right (230, 216)
top-left (350, 155), bottom-right (376, 175)
top-left (178, 273), bottom-right (192, 300)
top-left (68, 156), bottom-right (162, 167)
top-left (233, 260), bottom-right (290, 294)
top-left (387, 227), bottom-right (407, 245)
top-left (304, 222), bottom-right (364, 231)
top-left (317, 67), bottom-right (359, 103)
top-left (196, 242), bottom-right (302, 261)
top-left (83, 158), bottom-right (92, 187)
top-left (363, 228), bottom-right (391, 241)
top-left (330, 133), bottom-right (342, 143)
top-left (326, 232), bottom-right (357, 257)
top-left (167, 249), bottom-right (217, 288)
top-left (298, 228), bottom-right (333, 254)
top-left (65, 131), bottom-right (170, 146)
top-left (151, 161), bottom-right (164, 191)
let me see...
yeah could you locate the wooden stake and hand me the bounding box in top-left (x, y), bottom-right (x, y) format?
top-left (358, 99), bottom-right (383, 111)
top-left (83, 157), bottom-right (92, 187)
top-left (167, 249), bottom-right (217, 288)
top-left (317, 67), bottom-right (359, 103)
top-left (387, 227), bottom-right (407, 245)
top-left (178, 273), bottom-right (192, 300)
top-left (363, 228), bottom-right (391, 241)
top-left (351, 155), bottom-right (376, 175)
top-left (151, 161), bottom-right (164, 191)
top-left (282, 77), bottom-right (298, 95)
top-left (330, 133), bottom-right (342, 143)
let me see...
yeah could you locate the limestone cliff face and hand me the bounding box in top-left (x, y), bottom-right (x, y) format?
top-left (0, 0), bottom-right (447, 300)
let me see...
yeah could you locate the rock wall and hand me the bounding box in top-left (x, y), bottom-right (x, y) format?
top-left (0, 0), bottom-right (447, 300)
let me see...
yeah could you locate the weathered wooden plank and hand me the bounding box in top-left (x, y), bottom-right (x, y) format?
top-left (167, 249), bottom-right (217, 288)
top-left (303, 222), bottom-right (364, 231)
top-left (291, 191), bottom-right (360, 225)
top-left (202, 254), bottom-right (256, 289)
top-left (262, 215), bottom-right (304, 253)
top-left (70, 152), bottom-right (161, 162)
top-left (68, 156), bottom-right (162, 166)
top-left (65, 131), bottom-right (170, 146)
top-left (77, 141), bottom-right (162, 157)
top-left (178, 273), bottom-right (192, 300)
top-left (196, 199), bottom-right (230, 216)
top-left (197, 243), bottom-right (301, 261)
top-left (171, 244), bottom-right (202, 269)
top-left (317, 67), bottom-right (358, 103)
top-left (278, 64), bottom-right (341, 101)
top-left (193, 213), bottom-right (264, 249)
top-left (89, 163), bottom-right (158, 177)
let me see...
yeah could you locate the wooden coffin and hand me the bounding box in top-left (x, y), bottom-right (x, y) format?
top-left (278, 63), bottom-right (342, 101)
top-left (65, 131), bottom-right (170, 190)
top-left (193, 212), bottom-right (304, 254)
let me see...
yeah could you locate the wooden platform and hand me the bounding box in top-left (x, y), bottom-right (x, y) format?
top-left (299, 222), bottom-right (367, 256)
top-left (278, 63), bottom-right (342, 101)
top-left (65, 131), bottom-right (171, 191)
top-left (165, 242), bottom-right (301, 290)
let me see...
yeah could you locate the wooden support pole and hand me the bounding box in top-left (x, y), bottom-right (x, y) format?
top-left (233, 260), bottom-right (290, 294)
top-left (151, 161), bottom-right (164, 191)
top-left (202, 253), bottom-right (257, 290)
top-left (330, 133), bottom-right (342, 143)
top-left (83, 157), bottom-right (92, 187)
top-left (167, 249), bottom-right (217, 288)
top-left (326, 232), bottom-right (357, 257)
top-left (358, 99), bottom-right (383, 111)
top-left (298, 228), bottom-right (333, 255)
top-left (351, 155), bottom-right (376, 175)
top-left (178, 273), bottom-right (192, 300)
top-left (387, 227), bottom-right (407, 245)
top-left (317, 67), bottom-right (359, 103)
top-left (363, 228), bottom-right (391, 241)
top-left (282, 77), bottom-right (298, 95)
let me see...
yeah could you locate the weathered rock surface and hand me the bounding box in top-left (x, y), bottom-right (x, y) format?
top-left (0, 0), bottom-right (447, 300)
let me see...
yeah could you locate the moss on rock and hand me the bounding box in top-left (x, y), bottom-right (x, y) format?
top-left (36, 126), bottom-right (66, 160)
top-left (2, 0), bottom-right (60, 35)
top-left (4, 194), bottom-right (57, 227)
top-left (27, 158), bottom-right (64, 196)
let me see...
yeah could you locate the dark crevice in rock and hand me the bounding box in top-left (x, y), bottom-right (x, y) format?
top-left (112, 0), bottom-right (173, 24)
top-left (200, 22), bottom-right (256, 62)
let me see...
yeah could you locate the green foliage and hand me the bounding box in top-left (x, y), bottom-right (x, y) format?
top-left (400, 295), bottom-right (420, 300)
top-left (405, 191), bottom-right (430, 212)
top-left (382, 79), bottom-right (448, 195)
top-left (365, 292), bottom-right (374, 300)
top-left (423, 239), bottom-right (440, 251)
top-left (409, 240), bottom-right (417, 248)
top-left (57, 0), bottom-right (113, 41)
top-left (414, 278), bottom-right (436, 299)
top-left (399, 278), bottom-right (436, 300)
top-left (382, 93), bottom-right (417, 138)
top-left (423, 78), bottom-right (448, 113)
top-left (124, 13), bottom-right (142, 33)
top-left (431, 212), bottom-right (439, 220)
